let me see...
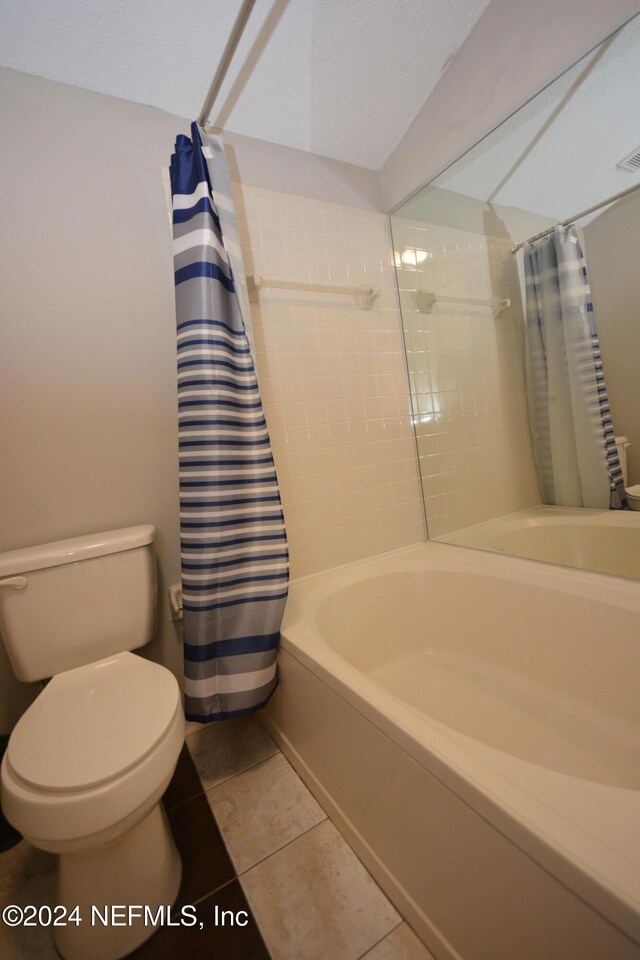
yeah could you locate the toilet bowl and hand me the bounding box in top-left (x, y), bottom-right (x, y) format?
top-left (0, 526), bottom-right (185, 960)
top-left (1, 652), bottom-right (183, 849)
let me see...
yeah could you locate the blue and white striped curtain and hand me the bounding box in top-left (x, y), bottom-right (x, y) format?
top-left (169, 122), bottom-right (289, 722)
top-left (524, 225), bottom-right (626, 510)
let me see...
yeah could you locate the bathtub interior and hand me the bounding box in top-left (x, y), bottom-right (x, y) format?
top-left (437, 505), bottom-right (640, 580)
top-left (280, 542), bottom-right (640, 944)
top-left (313, 567), bottom-right (640, 786)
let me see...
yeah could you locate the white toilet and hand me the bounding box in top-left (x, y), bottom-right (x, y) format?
top-left (615, 436), bottom-right (640, 510)
top-left (0, 525), bottom-right (184, 960)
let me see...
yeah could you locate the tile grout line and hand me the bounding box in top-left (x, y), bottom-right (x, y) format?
top-left (190, 874), bottom-right (237, 908)
top-left (168, 738), bottom-right (281, 814)
top-left (189, 746), bottom-right (281, 793)
top-left (188, 873), bottom-right (275, 960)
top-left (353, 918), bottom-right (405, 960)
top-left (236, 814), bottom-right (330, 880)
top-left (163, 788), bottom-right (204, 815)
top-left (200, 749), bottom-right (283, 802)
top-left (0, 865), bottom-right (57, 904)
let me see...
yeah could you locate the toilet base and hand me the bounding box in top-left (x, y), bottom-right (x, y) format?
top-left (54, 802), bottom-right (182, 960)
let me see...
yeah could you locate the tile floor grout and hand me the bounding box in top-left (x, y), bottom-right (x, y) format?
top-left (190, 874), bottom-right (236, 908)
top-left (0, 869), bottom-right (55, 902)
top-left (237, 815), bottom-right (329, 878)
top-left (193, 745), bottom-right (281, 792)
top-left (355, 919), bottom-right (405, 960)
top-left (200, 749), bottom-right (282, 800)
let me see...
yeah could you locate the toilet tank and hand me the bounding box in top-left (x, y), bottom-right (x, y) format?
top-left (0, 526), bottom-right (157, 682)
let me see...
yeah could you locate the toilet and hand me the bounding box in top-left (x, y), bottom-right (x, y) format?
top-left (0, 526), bottom-right (184, 960)
top-left (615, 436), bottom-right (640, 510)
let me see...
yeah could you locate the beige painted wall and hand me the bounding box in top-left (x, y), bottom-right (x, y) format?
top-left (583, 191), bottom-right (640, 486)
top-left (381, 0), bottom-right (640, 210)
top-left (0, 69), bottom-right (189, 730)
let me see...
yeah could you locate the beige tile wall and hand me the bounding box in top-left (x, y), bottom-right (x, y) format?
top-left (392, 218), bottom-right (540, 538)
top-left (232, 186), bottom-right (425, 579)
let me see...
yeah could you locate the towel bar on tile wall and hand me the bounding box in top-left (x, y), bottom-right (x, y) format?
top-left (415, 289), bottom-right (510, 318)
top-left (247, 275), bottom-right (379, 309)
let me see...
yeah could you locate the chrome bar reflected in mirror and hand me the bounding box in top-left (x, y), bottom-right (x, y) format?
top-left (414, 288), bottom-right (510, 318)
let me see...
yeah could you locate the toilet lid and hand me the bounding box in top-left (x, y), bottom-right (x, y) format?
top-left (626, 484), bottom-right (640, 499)
top-left (7, 652), bottom-right (181, 792)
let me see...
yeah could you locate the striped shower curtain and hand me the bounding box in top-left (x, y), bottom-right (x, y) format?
top-left (169, 122), bottom-right (289, 722)
top-left (524, 225), bottom-right (626, 510)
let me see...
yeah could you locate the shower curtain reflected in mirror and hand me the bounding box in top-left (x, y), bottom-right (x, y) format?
top-left (523, 225), bottom-right (626, 510)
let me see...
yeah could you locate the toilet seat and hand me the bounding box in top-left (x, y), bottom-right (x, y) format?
top-left (7, 652), bottom-right (180, 793)
top-left (1, 654), bottom-right (184, 851)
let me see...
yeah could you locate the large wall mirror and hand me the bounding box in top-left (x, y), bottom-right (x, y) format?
top-left (391, 13), bottom-right (640, 581)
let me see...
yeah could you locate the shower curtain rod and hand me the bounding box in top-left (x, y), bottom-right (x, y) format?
top-left (197, 0), bottom-right (257, 128)
top-left (511, 180), bottom-right (640, 253)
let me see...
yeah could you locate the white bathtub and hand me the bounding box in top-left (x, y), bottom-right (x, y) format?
top-left (441, 505), bottom-right (640, 580)
top-left (262, 541), bottom-right (640, 960)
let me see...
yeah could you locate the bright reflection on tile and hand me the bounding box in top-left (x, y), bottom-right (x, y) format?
top-left (392, 217), bottom-right (540, 538)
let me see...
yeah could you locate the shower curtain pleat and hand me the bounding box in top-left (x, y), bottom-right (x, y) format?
top-left (524, 225), bottom-right (626, 510)
top-left (169, 122), bottom-right (289, 722)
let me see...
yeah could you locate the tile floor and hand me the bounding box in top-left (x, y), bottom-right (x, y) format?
top-left (0, 715), bottom-right (435, 960)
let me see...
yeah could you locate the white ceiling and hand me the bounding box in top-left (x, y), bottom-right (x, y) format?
top-left (0, 0), bottom-right (492, 170)
top-left (424, 12), bottom-right (640, 225)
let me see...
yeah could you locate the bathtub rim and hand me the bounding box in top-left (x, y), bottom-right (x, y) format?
top-left (279, 540), bottom-right (640, 946)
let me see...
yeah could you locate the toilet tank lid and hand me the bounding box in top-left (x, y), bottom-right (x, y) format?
top-left (615, 436), bottom-right (629, 445)
top-left (0, 525), bottom-right (156, 578)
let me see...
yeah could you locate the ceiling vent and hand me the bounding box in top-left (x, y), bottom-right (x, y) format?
top-left (617, 147), bottom-right (640, 172)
